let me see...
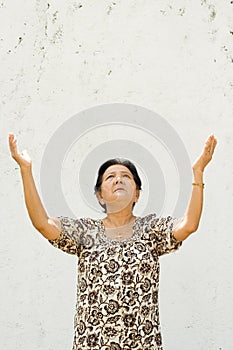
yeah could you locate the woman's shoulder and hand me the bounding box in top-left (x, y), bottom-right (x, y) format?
top-left (137, 213), bottom-right (157, 225)
top-left (58, 216), bottom-right (101, 230)
top-left (137, 213), bottom-right (175, 231)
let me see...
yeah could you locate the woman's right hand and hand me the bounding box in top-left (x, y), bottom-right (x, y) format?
top-left (8, 133), bottom-right (32, 169)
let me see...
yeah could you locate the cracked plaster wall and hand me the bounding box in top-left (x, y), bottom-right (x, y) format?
top-left (1, 1), bottom-right (233, 349)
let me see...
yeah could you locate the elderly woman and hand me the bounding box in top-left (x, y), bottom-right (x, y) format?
top-left (9, 133), bottom-right (217, 350)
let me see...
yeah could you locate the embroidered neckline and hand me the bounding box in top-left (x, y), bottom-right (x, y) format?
top-left (98, 216), bottom-right (141, 244)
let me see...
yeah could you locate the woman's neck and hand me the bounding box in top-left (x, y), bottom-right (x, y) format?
top-left (103, 211), bottom-right (136, 228)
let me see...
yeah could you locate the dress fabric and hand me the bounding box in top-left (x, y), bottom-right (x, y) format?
top-left (48, 213), bottom-right (182, 350)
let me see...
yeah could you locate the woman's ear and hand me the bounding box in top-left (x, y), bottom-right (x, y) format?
top-left (135, 189), bottom-right (140, 203)
top-left (96, 191), bottom-right (105, 205)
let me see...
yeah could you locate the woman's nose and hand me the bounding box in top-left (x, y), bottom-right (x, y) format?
top-left (115, 176), bottom-right (122, 183)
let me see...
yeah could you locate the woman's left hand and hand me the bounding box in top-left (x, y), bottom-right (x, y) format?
top-left (192, 134), bottom-right (217, 172)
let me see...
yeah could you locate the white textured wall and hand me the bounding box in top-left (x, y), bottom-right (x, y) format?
top-left (1, 1), bottom-right (233, 349)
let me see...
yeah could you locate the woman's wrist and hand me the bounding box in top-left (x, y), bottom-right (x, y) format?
top-left (192, 167), bottom-right (204, 183)
top-left (192, 166), bottom-right (204, 174)
top-left (20, 165), bottom-right (32, 175)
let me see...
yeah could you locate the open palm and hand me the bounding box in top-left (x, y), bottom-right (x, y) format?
top-left (192, 134), bottom-right (217, 172)
top-left (8, 133), bottom-right (32, 169)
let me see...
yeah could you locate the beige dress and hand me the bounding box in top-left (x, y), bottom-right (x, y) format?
top-left (48, 213), bottom-right (182, 350)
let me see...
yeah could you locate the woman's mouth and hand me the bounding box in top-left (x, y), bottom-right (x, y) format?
top-left (114, 187), bottom-right (125, 192)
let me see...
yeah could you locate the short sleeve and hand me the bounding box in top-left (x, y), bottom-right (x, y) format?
top-left (145, 214), bottom-right (183, 256)
top-left (48, 216), bottom-right (88, 255)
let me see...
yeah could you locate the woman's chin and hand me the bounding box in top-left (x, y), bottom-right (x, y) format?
top-left (106, 201), bottom-right (133, 213)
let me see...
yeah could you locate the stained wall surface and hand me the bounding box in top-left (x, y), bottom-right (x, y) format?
top-left (1, 1), bottom-right (233, 349)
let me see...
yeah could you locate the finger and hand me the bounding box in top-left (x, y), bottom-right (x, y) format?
top-left (205, 137), bottom-right (217, 156)
top-left (9, 136), bottom-right (19, 156)
top-left (204, 136), bottom-right (213, 150)
top-left (206, 134), bottom-right (215, 143)
top-left (8, 132), bottom-right (14, 137)
top-left (9, 137), bottom-right (17, 150)
top-left (210, 137), bottom-right (217, 154)
top-left (206, 133), bottom-right (213, 140)
top-left (204, 139), bottom-right (212, 152)
top-left (8, 132), bottom-right (16, 142)
top-left (9, 133), bottom-right (16, 144)
top-left (205, 134), bottom-right (216, 148)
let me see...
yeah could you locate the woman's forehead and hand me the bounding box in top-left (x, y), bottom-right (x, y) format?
top-left (104, 164), bottom-right (131, 175)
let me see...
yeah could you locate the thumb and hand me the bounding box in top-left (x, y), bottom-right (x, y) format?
top-left (21, 149), bottom-right (28, 153)
top-left (21, 149), bottom-right (31, 161)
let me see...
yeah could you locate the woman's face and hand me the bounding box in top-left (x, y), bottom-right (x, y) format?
top-left (96, 164), bottom-right (140, 213)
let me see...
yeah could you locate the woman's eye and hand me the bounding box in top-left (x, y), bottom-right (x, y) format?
top-left (105, 174), bottom-right (131, 180)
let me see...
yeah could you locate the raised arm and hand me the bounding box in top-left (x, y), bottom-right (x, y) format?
top-left (173, 134), bottom-right (217, 241)
top-left (8, 133), bottom-right (61, 240)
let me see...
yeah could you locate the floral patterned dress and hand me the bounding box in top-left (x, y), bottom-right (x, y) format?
top-left (48, 213), bottom-right (183, 350)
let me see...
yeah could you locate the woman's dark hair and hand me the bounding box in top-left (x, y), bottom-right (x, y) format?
top-left (94, 158), bottom-right (142, 212)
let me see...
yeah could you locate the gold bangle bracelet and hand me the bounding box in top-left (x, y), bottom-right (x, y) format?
top-left (192, 182), bottom-right (205, 188)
